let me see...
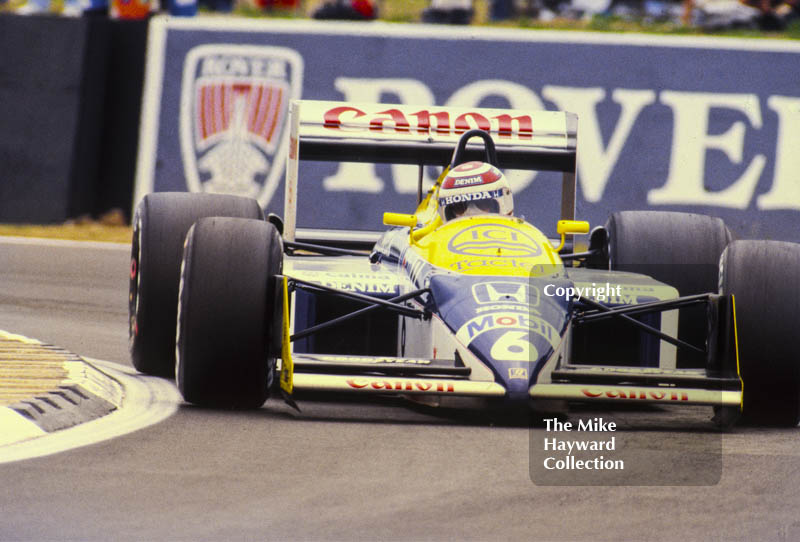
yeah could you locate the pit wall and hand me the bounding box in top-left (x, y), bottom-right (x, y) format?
top-left (0, 14), bottom-right (146, 223)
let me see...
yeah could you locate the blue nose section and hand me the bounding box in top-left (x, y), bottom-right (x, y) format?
top-left (427, 274), bottom-right (572, 403)
top-left (504, 375), bottom-right (532, 405)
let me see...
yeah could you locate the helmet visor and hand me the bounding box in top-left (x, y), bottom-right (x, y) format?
top-left (443, 198), bottom-right (500, 221)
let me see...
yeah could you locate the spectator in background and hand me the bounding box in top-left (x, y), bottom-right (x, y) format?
top-left (198, 0), bottom-right (232, 12)
top-left (740, 0), bottom-right (799, 27)
top-left (688, 0), bottom-right (798, 29)
top-left (311, 0), bottom-right (376, 19)
top-left (421, 0), bottom-right (474, 24)
top-left (489, 0), bottom-right (514, 19)
top-left (257, 0), bottom-right (300, 9)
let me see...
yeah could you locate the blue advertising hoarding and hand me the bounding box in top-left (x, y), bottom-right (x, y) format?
top-left (135, 17), bottom-right (800, 240)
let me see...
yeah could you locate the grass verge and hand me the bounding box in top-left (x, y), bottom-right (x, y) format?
top-left (0, 223), bottom-right (133, 243)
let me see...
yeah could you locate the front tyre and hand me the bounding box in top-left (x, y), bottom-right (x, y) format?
top-left (720, 240), bottom-right (800, 426)
top-left (176, 217), bottom-right (283, 408)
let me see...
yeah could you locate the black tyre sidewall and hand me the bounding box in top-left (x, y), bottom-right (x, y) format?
top-left (606, 211), bottom-right (732, 368)
top-left (176, 217), bottom-right (282, 408)
top-left (606, 210), bottom-right (732, 296)
top-left (129, 192), bottom-right (263, 377)
top-left (720, 240), bottom-right (800, 426)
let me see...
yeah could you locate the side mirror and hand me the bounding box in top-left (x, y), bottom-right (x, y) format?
top-left (557, 220), bottom-right (590, 235)
top-left (383, 213), bottom-right (417, 228)
top-left (554, 220), bottom-right (590, 252)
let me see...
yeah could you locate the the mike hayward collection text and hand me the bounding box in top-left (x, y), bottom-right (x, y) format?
top-left (542, 417), bottom-right (625, 471)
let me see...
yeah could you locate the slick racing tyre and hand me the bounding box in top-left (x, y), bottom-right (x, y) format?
top-left (129, 192), bottom-right (263, 377)
top-left (606, 211), bottom-right (733, 368)
top-left (606, 211), bottom-right (732, 296)
top-left (720, 240), bottom-right (800, 426)
top-left (176, 217), bottom-right (283, 408)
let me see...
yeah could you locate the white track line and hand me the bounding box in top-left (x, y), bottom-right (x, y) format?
top-left (0, 236), bottom-right (129, 251)
top-left (0, 359), bottom-right (180, 465)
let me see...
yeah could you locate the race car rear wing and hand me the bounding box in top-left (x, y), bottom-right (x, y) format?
top-left (284, 100), bottom-right (579, 241)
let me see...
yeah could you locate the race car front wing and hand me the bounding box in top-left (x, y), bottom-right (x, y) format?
top-left (278, 274), bottom-right (743, 409)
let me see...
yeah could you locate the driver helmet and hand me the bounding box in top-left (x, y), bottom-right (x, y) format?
top-left (437, 161), bottom-right (514, 223)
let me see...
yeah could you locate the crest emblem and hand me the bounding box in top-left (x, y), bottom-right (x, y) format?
top-left (180, 45), bottom-right (303, 206)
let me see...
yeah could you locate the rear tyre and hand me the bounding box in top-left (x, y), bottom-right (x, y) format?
top-left (606, 211), bottom-right (732, 368)
top-left (176, 217), bottom-right (283, 408)
top-left (720, 240), bottom-right (800, 426)
top-left (129, 193), bottom-right (263, 377)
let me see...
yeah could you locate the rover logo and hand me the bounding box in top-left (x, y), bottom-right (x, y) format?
top-left (179, 45), bottom-right (303, 206)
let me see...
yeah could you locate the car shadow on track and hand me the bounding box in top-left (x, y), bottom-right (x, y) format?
top-left (178, 396), bottom-right (729, 433)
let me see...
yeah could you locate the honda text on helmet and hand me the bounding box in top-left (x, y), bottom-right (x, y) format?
top-left (437, 161), bottom-right (514, 223)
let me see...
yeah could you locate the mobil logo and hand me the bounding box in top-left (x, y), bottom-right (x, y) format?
top-left (179, 44), bottom-right (304, 207)
top-left (448, 224), bottom-right (542, 258)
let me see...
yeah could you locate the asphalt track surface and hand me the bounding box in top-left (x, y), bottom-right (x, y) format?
top-left (2, 238), bottom-right (800, 541)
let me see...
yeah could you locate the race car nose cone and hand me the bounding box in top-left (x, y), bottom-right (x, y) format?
top-left (504, 378), bottom-right (532, 406)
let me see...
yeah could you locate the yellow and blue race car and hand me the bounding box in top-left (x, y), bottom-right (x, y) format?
top-left (129, 100), bottom-right (800, 427)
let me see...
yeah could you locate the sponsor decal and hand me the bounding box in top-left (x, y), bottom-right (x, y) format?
top-left (442, 189), bottom-right (502, 205)
top-left (448, 224), bottom-right (541, 258)
top-left (509, 367), bottom-right (529, 380)
top-left (581, 388), bottom-right (689, 401)
top-left (323, 105), bottom-right (534, 140)
top-left (456, 312), bottom-right (559, 350)
top-left (180, 45), bottom-right (303, 206)
top-left (452, 176), bottom-right (485, 187)
top-left (291, 271), bottom-right (400, 294)
top-left (477, 304), bottom-right (528, 314)
top-left (450, 258), bottom-right (545, 272)
top-left (472, 281), bottom-right (539, 306)
top-left (346, 378), bottom-right (455, 393)
top-left (310, 355), bottom-right (431, 365)
top-left (442, 162), bottom-right (504, 189)
top-left (317, 279), bottom-right (397, 295)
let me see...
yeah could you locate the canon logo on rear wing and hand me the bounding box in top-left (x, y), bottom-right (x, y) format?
top-left (323, 105), bottom-right (537, 139)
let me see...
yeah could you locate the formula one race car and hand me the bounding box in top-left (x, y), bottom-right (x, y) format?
top-left (129, 100), bottom-right (800, 426)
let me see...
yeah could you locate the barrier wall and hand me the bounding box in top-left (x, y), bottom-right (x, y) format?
top-left (0, 15), bottom-right (108, 222)
top-left (96, 19), bottom-right (149, 218)
top-left (0, 15), bottom-right (146, 223)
